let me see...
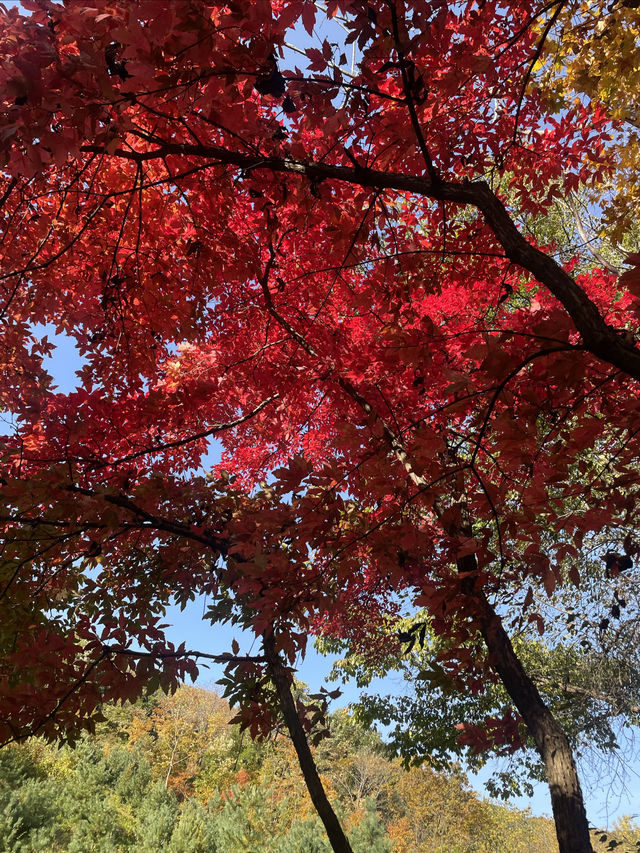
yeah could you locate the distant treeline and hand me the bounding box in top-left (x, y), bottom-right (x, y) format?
top-left (0, 685), bottom-right (635, 852)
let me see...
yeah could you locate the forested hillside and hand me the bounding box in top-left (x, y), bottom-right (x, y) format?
top-left (0, 685), bottom-right (563, 853)
top-left (0, 685), bottom-right (635, 853)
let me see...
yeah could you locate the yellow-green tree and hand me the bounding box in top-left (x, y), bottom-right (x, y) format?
top-left (539, 1), bottom-right (640, 240)
top-left (129, 685), bottom-right (231, 797)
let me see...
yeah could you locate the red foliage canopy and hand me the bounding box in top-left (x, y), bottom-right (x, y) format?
top-left (0, 3), bottom-right (638, 846)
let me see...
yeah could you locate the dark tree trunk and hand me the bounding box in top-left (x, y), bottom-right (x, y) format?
top-left (263, 632), bottom-right (354, 853)
top-left (436, 491), bottom-right (595, 853)
top-left (472, 585), bottom-right (594, 853)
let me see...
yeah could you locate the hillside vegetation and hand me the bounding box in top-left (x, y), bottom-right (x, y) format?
top-left (0, 685), bottom-right (587, 852)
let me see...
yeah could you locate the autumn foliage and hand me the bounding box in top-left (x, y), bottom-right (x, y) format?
top-left (0, 686), bottom-right (566, 852)
top-left (1, 1), bottom-right (640, 850)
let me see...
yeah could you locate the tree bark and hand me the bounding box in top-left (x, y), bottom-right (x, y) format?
top-left (431, 485), bottom-right (594, 853)
top-left (332, 376), bottom-right (595, 850)
top-left (263, 632), bottom-right (354, 853)
top-left (471, 582), bottom-right (594, 853)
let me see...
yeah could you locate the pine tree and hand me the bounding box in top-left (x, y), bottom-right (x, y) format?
top-left (111, 746), bottom-right (153, 809)
top-left (210, 783), bottom-right (282, 853)
top-left (280, 816), bottom-right (332, 853)
top-left (62, 740), bottom-right (135, 851)
top-left (348, 800), bottom-right (392, 853)
top-left (0, 746), bottom-right (59, 852)
top-left (135, 781), bottom-right (179, 853)
top-left (167, 798), bottom-right (217, 853)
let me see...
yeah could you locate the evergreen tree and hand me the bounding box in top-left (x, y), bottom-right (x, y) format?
top-left (348, 800), bottom-right (392, 853)
top-left (210, 783), bottom-right (282, 853)
top-left (111, 746), bottom-right (153, 809)
top-left (168, 798), bottom-right (217, 853)
top-left (0, 794), bottom-right (29, 852)
top-left (280, 816), bottom-right (332, 853)
top-left (0, 746), bottom-right (59, 852)
top-left (135, 781), bottom-right (178, 853)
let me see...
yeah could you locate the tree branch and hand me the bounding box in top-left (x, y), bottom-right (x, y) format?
top-left (87, 395), bottom-right (279, 471)
top-left (81, 138), bottom-right (640, 382)
top-left (263, 632), bottom-right (354, 853)
top-left (566, 194), bottom-right (620, 275)
top-left (102, 645), bottom-right (265, 664)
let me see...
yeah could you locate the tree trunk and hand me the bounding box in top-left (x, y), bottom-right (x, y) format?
top-left (263, 632), bottom-right (354, 853)
top-left (164, 736), bottom-right (178, 790)
top-left (439, 493), bottom-right (594, 853)
top-left (472, 584), bottom-right (594, 853)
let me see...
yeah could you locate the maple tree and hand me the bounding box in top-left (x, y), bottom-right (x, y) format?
top-left (1, 1), bottom-right (640, 851)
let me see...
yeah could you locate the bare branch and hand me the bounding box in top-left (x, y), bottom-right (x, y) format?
top-left (566, 194), bottom-right (620, 275)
